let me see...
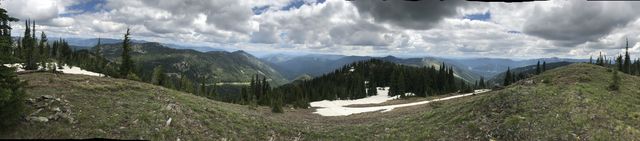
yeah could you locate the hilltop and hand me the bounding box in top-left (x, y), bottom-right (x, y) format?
top-left (96, 42), bottom-right (289, 86)
top-left (3, 63), bottom-right (640, 140)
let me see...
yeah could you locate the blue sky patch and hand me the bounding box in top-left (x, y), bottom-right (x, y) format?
top-left (252, 5), bottom-right (270, 15)
top-left (463, 11), bottom-right (491, 21)
top-left (62, 0), bottom-right (107, 17)
top-left (281, 0), bottom-right (326, 11)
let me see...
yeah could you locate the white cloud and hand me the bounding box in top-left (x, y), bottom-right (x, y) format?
top-left (3, 0), bottom-right (640, 59)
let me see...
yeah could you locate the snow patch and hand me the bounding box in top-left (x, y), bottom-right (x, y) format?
top-left (3, 63), bottom-right (104, 77)
top-left (310, 88), bottom-right (491, 116)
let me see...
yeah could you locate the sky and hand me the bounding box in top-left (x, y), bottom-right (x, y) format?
top-left (2, 0), bottom-right (640, 59)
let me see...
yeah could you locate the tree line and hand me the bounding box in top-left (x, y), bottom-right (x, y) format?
top-left (251, 59), bottom-right (485, 109)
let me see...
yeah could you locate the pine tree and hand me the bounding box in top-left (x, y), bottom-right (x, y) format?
top-left (542, 61), bottom-right (547, 72)
top-left (119, 28), bottom-right (134, 77)
top-left (503, 67), bottom-right (511, 86)
top-left (38, 31), bottom-right (48, 70)
top-left (0, 66), bottom-right (27, 127)
top-left (479, 77), bottom-right (486, 88)
top-left (23, 20), bottom-right (38, 70)
top-left (624, 38), bottom-right (631, 74)
top-left (617, 55), bottom-right (623, 71)
top-left (0, 7), bottom-right (18, 59)
top-left (609, 68), bottom-right (620, 91)
top-left (152, 65), bottom-right (166, 86)
top-left (536, 60), bottom-right (541, 74)
top-left (94, 38), bottom-right (103, 71)
top-left (271, 90), bottom-right (284, 113)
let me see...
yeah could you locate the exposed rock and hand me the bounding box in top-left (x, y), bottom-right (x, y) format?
top-left (26, 95), bottom-right (75, 124)
top-left (42, 95), bottom-right (54, 99)
top-left (30, 108), bottom-right (43, 116)
top-left (165, 118), bottom-right (172, 127)
top-left (52, 107), bottom-right (61, 112)
top-left (28, 116), bottom-right (49, 122)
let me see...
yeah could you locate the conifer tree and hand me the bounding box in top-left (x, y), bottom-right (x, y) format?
top-left (0, 7), bottom-right (18, 59)
top-left (609, 68), bottom-right (620, 91)
top-left (536, 60), bottom-right (541, 74)
top-left (0, 66), bottom-right (27, 127)
top-left (23, 20), bottom-right (38, 70)
top-left (38, 31), bottom-right (48, 69)
top-left (503, 67), bottom-right (512, 86)
top-left (624, 38), bottom-right (631, 74)
top-left (617, 55), bottom-right (623, 71)
top-left (119, 28), bottom-right (134, 77)
top-left (152, 65), bottom-right (166, 86)
top-left (542, 61), bottom-right (547, 72)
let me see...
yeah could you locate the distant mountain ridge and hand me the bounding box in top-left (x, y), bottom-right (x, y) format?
top-left (263, 54), bottom-right (482, 83)
top-left (96, 42), bottom-right (289, 86)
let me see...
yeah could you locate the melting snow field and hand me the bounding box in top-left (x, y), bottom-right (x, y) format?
top-left (3, 63), bottom-right (105, 77)
top-left (310, 88), bottom-right (491, 116)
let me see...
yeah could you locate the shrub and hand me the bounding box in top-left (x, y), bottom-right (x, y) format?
top-left (608, 69), bottom-right (620, 91)
top-left (0, 66), bottom-right (27, 129)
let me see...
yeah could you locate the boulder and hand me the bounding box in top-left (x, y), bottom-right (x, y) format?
top-left (28, 116), bottom-right (49, 122)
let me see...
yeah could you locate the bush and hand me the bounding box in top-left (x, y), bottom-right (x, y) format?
top-left (0, 66), bottom-right (27, 129)
top-left (608, 69), bottom-right (620, 91)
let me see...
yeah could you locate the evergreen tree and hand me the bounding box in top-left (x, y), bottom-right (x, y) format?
top-left (151, 65), bottom-right (166, 86)
top-left (536, 60), bottom-right (541, 74)
top-left (0, 8), bottom-right (18, 59)
top-left (503, 67), bottom-right (512, 86)
top-left (542, 61), bottom-right (547, 72)
top-left (624, 38), bottom-right (631, 74)
top-left (94, 38), bottom-right (103, 71)
top-left (479, 77), bottom-right (486, 88)
top-left (23, 20), bottom-right (38, 70)
top-left (119, 28), bottom-right (134, 77)
top-left (38, 31), bottom-right (48, 69)
top-left (0, 66), bottom-right (27, 128)
top-left (617, 55), bottom-right (623, 71)
top-left (271, 90), bottom-right (284, 113)
top-left (609, 68), bottom-right (620, 91)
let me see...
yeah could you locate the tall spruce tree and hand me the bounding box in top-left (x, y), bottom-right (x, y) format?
top-left (624, 38), bottom-right (631, 74)
top-left (0, 8), bottom-right (18, 58)
top-left (119, 28), bottom-right (134, 77)
top-left (503, 67), bottom-right (512, 86)
top-left (152, 65), bottom-right (166, 86)
top-left (23, 20), bottom-right (38, 70)
top-left (542, 61), bottom-right (547, 72)
top-left (536, 60), bottom-right (541, 74)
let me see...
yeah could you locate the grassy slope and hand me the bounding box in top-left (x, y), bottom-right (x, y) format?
top-left (2, 73), bottom-right (300, 140)
top-left (3, 63), bottom-right (640, 140)
top-left (308, 63), bottom-right (640, 140)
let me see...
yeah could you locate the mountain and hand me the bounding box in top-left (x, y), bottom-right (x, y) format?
top-left (6, 63), bottom-right (640, 140)
top-left (263, 54), bottom-right (371, 80)
top-left (378, 56), bottom-right (481, 83)
top-left (445, 57), bottom-right (588, 79)
top-left (264, 54), bottom-right (481, 83)
top-left (487, 61), bottom-right (575, 86)
top-left (60, 38), bottom-right (147, 48)
top-left (97, 42), bottom-right (289, 86)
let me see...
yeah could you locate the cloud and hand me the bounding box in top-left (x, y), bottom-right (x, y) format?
top-left (351, 0), bottom-right (467, 30)
top-left (523, 1), bottom-right (640, 46)
top-left (4, 0), bottom-right (640, 59)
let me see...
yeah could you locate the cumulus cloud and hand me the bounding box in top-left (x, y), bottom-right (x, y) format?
top-left (4, 0), bottom-right (640, 58)
top-left (351, 0), bottom-right (467, 30)
top-left (523, 1), bottom-right (640, 46)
